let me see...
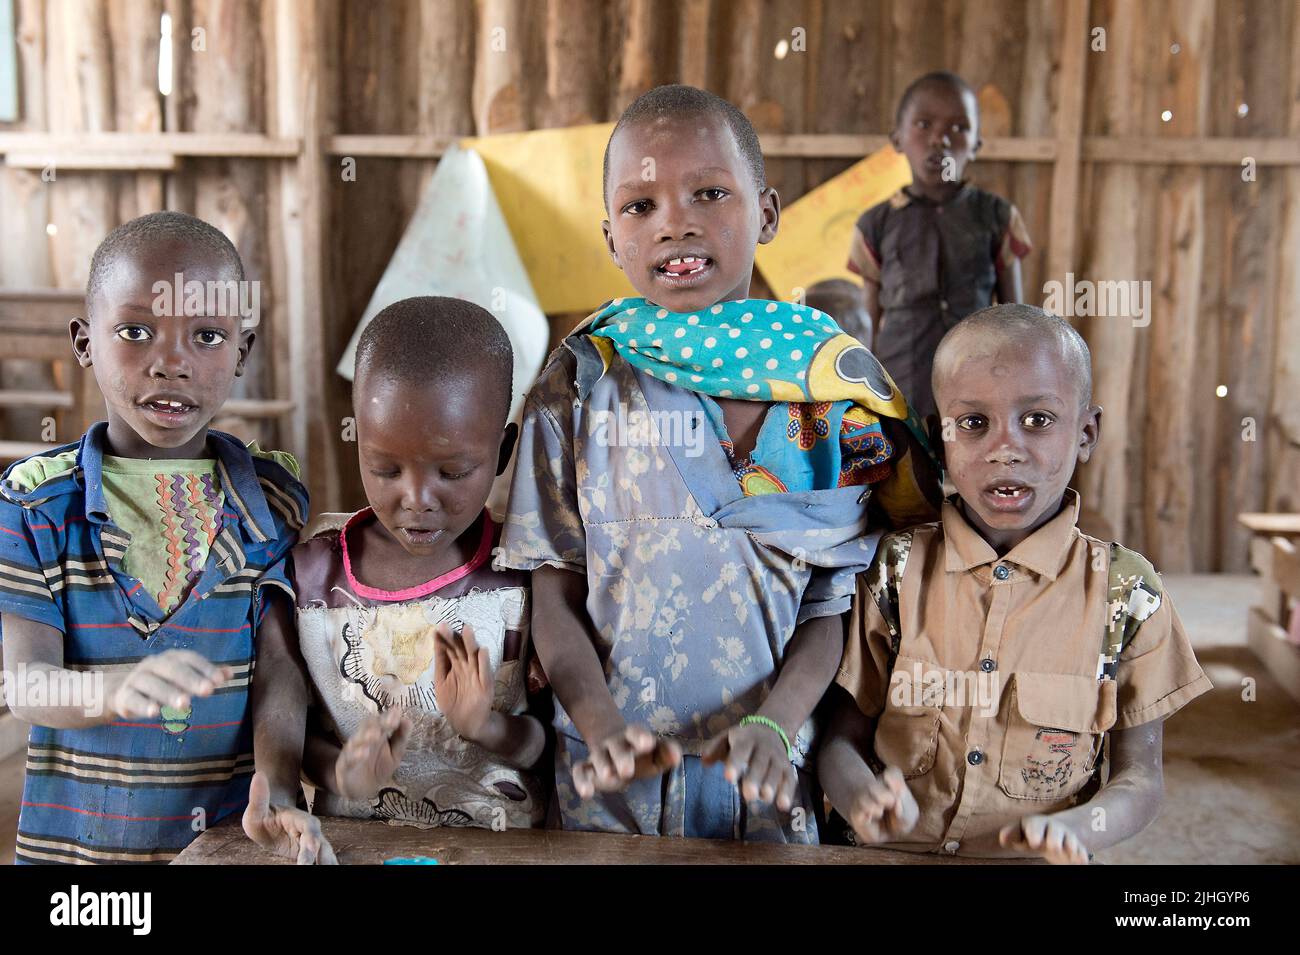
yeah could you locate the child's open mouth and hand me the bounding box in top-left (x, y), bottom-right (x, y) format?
top-left (654, 255), bottom-right (714, 286)
top-left (982, 483), bottom-right (1034, 512)
top-left (398, 527), bottom-right (444, 548)
top-left (138, 396), bottom-right (199, 425)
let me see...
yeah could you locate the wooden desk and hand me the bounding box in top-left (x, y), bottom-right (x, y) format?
top-left (174, 814), bottom-right (1032, 865)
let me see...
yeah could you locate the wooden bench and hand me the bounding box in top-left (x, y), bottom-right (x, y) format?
top-left (1239, 513), bottom-right (1300, 705)
top-left (173, 813), bottom-right (1037, 865)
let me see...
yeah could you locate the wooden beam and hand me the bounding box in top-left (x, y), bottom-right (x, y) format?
top-left (1045, 0), bottom-right (1089, 287)
top-left (0, 132), bottom-right (301, 157)
top-left (1083, 136), bottom-right (1300, 165)
top-left (0, 389), bottom-right (74, 409)
top-left (272, 0), bottom-right (338, 511)
top-left (4, 151), bottom-right (176, 171)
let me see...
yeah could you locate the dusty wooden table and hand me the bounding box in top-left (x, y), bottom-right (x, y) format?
top-left (174, 815), bottom-right (1033, 865)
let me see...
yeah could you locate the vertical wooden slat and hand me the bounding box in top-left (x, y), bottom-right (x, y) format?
top-left (543, 0), bottom-right (605, 128)
top-left (1142, 0), bottom-right (1214, 572)
top-left (271, 0), bottom-right (337, 511)
top-left (1044, 0), bottom-right (1088, 289)
top-left (1267, 3), bottom-right (1300, 515)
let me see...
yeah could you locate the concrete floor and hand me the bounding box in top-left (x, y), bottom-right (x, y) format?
top-left (1, 573), bottom-right (1295, 865)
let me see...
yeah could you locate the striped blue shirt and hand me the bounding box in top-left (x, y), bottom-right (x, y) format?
top-left (0, 423), bottom-right (307, 864)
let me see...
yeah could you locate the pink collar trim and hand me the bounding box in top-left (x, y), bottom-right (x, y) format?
top-left (339, 508), bottom-right (495, 602)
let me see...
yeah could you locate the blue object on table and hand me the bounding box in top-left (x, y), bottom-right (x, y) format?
top-left (383, 856), bottom-right (441, 865)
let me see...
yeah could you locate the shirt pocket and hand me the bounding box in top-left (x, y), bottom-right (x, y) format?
top-left (997, 672), bottom-right (1117, 802)
top-left (873, 705), bottom-right (942, 777)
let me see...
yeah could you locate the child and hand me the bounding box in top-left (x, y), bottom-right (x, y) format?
top-left (804, 279), bottom-right (873, 351)
top-left (0, 211), bottom-right (307, 864)
top-left (495, 85), bottom-right (940, 843)
top-left (848, 71), bottom-right (1032, 424)
top-left (242, 297), bottom-right (547, 863)
top-left (819, 304), bottom-right (1212, 862)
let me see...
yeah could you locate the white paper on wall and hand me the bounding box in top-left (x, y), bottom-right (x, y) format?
top-left (336, 144), bottom-right (551, 515)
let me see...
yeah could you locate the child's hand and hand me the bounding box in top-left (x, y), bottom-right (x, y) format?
top-left (334, 707), bottom-right (412, 800)
top-left (702, 721), bottom-right (798, 811)
top-left (432, 622), bottom-right (494, 741)
top-left (242, 772), bottom-right (338, 865)
top-left (108, 649), bottom-right (232, 720)
top-left (998, 814), bottom-right (1090, 865)
top-left (844, 765), bottom-right (919, 843)
top-left (572, 723), bottom-right (682, 798)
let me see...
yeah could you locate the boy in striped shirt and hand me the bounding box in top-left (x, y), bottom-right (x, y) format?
top-left (0, 212), bottom-right (309, 864)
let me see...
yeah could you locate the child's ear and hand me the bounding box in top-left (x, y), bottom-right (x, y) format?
top-left (971, 134), bottom-right (984, 158)
top-left (496, 421), bottom-right (519, 476)
top-left (601, 220), bottom-right (621, 269)
top-left (757, 187), bottom-right (781, 244)
top-left (1076, 403), bottom-right (1102, 464)
top-left (235, 330), bottom-right (256, 378)
top-left (889, 128), bottom-right (903, 153)
top-left (69, 317), bottom-right (93, 368)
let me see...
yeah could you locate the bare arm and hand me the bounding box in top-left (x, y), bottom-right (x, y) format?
top-left (248, 593), bottom-right (310, 805)
top-left (996, 257), bottom-right (1024, 305)
top-left (532, 565), bottom-right (624, 744)
top-left (755, 612), bottom-right (845, 746)
top-left (863, 281), bottom-right (881, 342)
top-left (2, 612), bottom-right (227, 729)
top-left (1047, 720), bottom-right (1165, 853)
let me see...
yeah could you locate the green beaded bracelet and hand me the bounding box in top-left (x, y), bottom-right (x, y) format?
top-left (739, 715), bottom-right (793, 761)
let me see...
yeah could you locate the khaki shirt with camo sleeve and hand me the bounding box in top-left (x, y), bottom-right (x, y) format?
top-left (835, 490), bottom-right (1212, 857)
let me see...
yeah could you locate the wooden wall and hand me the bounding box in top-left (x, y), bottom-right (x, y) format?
top-left (0, 0), bottom-right (1297, 572)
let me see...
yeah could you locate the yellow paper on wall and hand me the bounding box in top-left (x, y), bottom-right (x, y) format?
top-left (755, 146), bottom-right (912, 299)
top-left (464, 123), bottom-right (634, 315)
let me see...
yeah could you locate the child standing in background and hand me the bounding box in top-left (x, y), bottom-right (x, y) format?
top-left (496, 85), bottom-right (940, 843)
top-left (849, 71), bottom-right (1032, 423)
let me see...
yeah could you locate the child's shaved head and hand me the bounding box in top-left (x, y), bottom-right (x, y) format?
top-left (895, 71), bottom-right (978, 127)
top-left (87, 211), bottom-right (244, 319)
top-left (933, 304), bottom-right (1092, 408)
top-left (603, 84), bottom-right (766, 207)
top-left (354, 296), bottom-right (514, 425)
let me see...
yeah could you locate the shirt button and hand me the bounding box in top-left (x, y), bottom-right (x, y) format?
top-left (993, 564), bottom-right (1010, 580)
top-left (967, 750), bottom-right (984, 766)
top-left (980, 658), bottom-right (996, 673)
top-left (944, 840), bottom-right (960, 854)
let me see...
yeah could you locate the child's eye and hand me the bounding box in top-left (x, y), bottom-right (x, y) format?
top-left (956, 414), bottom-right (987, 432)
top-left (369, 469), bottom-right (399, 480)
top-left (915, 119), bottom-right (930, 129)
top-left (697, 188), bottom-right (728, 201)
top-left (195, 329), bottom-right (228, 347)
top-left (1023, 411), bottom-right (1055, 429)
top-left (442, 467), bottom-right (475, 481)
top-left (622, 199), bottom-right (652, 216)
top-left (116, 325), bottom-right (152, 342)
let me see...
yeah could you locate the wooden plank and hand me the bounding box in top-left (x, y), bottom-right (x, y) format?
top-left (0, 389), bottom-right (74, 409)
top-left (1082, 136), bottom-right (1300, 164)
top-left (1270, 537), bottom-right (1300, 600)
top-left (1239, 513), bottom-right (1300, 536)
top-left (1247, 606), bottom-right (1300, 706)
top-left (1044, 0), bottom-right (1088, 288)
top-left (0, 132), bottom-right (301, 157)
top-left (0, 440), bottom-right (55, 461)
top-left (272, 0), bottom-right (338, 512)
top-left (4, 151), bottom-right (176, 171)
top-left (172, 814), bottom-right (1040, 866)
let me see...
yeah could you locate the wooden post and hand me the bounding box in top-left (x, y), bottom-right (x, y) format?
top-left (1044, 0), bottom-right (1088, 289)
top-left (270, 0), bottom-right (337, 511)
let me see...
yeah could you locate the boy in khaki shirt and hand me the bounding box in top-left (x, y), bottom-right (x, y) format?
top-left (820, 304), bottom-right (1211, 863)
